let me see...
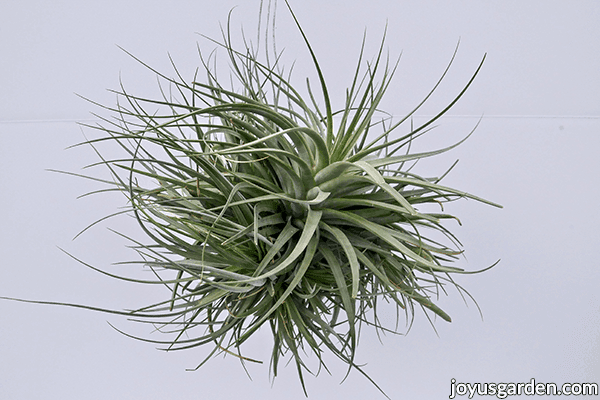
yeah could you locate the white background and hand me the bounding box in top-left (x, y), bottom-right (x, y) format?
top-left (1, 1), bottom-right (599, 398)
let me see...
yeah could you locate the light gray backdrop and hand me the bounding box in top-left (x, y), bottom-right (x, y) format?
top-left (1, 1), bottom-right (598, 399)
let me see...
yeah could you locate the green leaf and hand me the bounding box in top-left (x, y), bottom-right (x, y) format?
top-left (319, 222), bottom-right (360, 298)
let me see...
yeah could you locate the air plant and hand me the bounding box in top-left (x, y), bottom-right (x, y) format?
top-left (18, 1), bottom-right (501, 397)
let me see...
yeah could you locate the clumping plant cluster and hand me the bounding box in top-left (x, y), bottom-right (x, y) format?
top-left (62, 1), bottom-right (500, 396)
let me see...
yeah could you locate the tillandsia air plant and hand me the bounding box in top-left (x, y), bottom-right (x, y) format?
top-left (34, 0), bottom-right (500, 396)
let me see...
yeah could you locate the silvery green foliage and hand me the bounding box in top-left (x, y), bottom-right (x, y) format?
top-left (69, 1), bottom-right (500, 396)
